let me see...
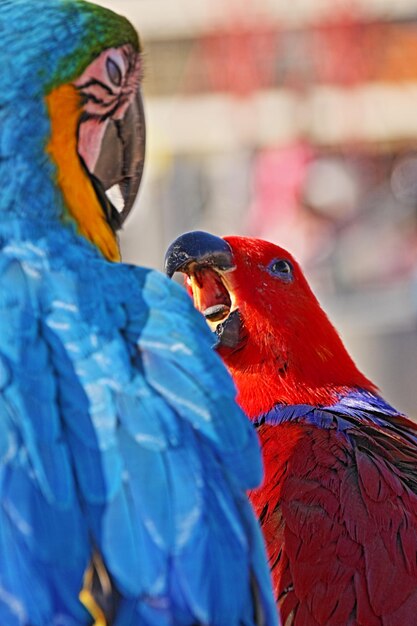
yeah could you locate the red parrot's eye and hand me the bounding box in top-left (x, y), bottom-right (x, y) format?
top-left (268, 259), bottom-right (293, 281)
top-left (106, 57), bottom-right (122, 86)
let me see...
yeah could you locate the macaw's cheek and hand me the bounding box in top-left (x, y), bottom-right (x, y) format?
top-left (77, 89), bottom-right (145, 226)
top-left (77, 118), bottom-right (108, 173)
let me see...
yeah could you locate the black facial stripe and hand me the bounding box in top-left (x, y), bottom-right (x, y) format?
top-left (82, 93), bottom-right (106, 106)
top-left (83, 93), bottom-right (120, 111)
top-left (77, 78), bottom-right (115, 95)
top-left (100, 93), bottom-right (133, 121)
top-left (100, 102), bottom-right (124, 122)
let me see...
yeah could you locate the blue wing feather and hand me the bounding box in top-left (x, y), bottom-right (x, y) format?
top-left (116, 387), bottom-right (176, 450)
top-left (0, 256), bottom-right (91, 625)
top-left (140, 274), bottom-right (263, 489)
top-left (0, 240), bottom-right (278, 625)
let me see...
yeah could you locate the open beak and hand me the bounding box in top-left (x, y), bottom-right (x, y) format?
top-left (79, 89), bottom-right (146, 231)
top-left (165, 231), bottom-right (246, 352)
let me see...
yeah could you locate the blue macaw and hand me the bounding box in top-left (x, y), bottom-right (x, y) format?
top-left (0, 1), bottom-right (277, 625)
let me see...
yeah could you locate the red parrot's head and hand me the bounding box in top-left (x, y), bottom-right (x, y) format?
top-left (165, 232), bottom-right (375, 417)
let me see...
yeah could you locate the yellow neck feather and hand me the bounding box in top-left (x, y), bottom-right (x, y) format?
top-left (46, 84), bottom-right (120, 262)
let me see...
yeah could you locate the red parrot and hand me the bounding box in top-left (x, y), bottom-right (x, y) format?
top-left (165, 231), bottom-right (417, 626)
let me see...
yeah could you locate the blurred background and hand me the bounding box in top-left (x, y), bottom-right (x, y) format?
top-left (95, 0), bottom-right (417, 416)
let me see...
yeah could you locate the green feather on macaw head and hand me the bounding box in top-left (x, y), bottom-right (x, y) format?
top-left (1, 0), bottom-right (140, 93)
top-left (48, 1), bottom-right (141, 90)
top-left (0, 0), bottom-right (145, 261)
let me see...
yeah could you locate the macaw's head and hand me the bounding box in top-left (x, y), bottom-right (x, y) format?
top-left (0, 0), bottom-right (145, 261)
top-left (165, 232), bottom-right (375, 417)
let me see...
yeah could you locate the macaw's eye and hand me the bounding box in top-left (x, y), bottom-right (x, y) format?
top-left (106, 57), bottom-right (122, 86)
top-left (267, 259), bottom-right (293, 281)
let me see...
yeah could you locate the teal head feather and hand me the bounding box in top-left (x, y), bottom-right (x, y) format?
top-left (0, 0), bottom-right (140, 226)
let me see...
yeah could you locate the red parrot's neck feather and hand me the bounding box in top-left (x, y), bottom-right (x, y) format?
top-left (223, 310), bottom-right (375, 418)
top-left (229, 361), bottom-right (374, 419)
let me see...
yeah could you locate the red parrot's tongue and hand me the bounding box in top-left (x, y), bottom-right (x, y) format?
top-left (186, 268), bottom-right (231, 324)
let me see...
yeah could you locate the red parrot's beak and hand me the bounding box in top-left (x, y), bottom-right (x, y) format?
top-left (165, 231), bottom-right (246, 352)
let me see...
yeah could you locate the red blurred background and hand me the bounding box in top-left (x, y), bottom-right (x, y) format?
top-left (96, 0), bottom-right (417, 416)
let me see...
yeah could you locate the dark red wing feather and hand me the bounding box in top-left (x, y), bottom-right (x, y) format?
top-left (250, 421), bottom-right (417, 626)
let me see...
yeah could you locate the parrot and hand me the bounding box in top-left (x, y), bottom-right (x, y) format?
top-left (165, 230), bottom-right (417, 626)
top-left (0, 2), bottom-right (279, 625)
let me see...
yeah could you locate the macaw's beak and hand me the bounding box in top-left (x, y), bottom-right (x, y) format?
top-left (165, 230), bottom-right (247, 353)
top-left (79, 89), bottom-right (146, 232)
